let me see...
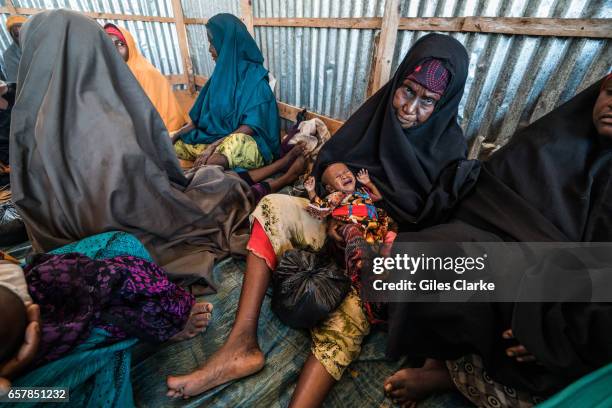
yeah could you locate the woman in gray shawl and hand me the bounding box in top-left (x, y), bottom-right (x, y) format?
top-left (10, 9), bottom-right (253, 288)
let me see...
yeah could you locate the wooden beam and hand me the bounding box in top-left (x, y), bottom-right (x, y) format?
top-left (398, 17), bottom-right (612, 39)
top-left (166, 74), bottom-right (189, 85)
top-left (240, 0), bottom-right (255, 36)
top-left (253, 17), bottom-right (382, 29)
top-left (192, 75), bottom-right (344, 134)
top-left (368, 0), bottom-right (400, 96)
top-left (4, 0), bottom-right (17, 15)
top-left (170, 0), bottom-right (195, 94)
top-left (184, 18), bottom-right (208, 25)
top-left (277, 102), bottom-right (344, 135)
top-left (194, 75), bottom-right (207, 87)
top-left (247, 16), bottom-right (610, 39)
top-left (0, 6), bottom-right (176, 23)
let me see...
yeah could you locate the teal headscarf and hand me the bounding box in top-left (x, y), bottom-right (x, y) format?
top-left (181, 13), bottom-right (280, 164)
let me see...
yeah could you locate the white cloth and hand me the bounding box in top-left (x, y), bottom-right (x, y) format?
top-left (0, 260), bottom-right (31, 303)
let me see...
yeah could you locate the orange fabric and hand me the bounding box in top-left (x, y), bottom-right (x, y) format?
top-left (247, 219), bottom-right (277, 270)
top-left (117, 26), bottom-right (190, 132)
top-left (6, 15), bottom-right (26, 31)
top-left (331, 205), bottom-right (371, 218)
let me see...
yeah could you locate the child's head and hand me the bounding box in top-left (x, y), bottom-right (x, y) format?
top-left (0, 286), bottom-right (27, 363)
top-left (321, 162), bottom-right (356, 194)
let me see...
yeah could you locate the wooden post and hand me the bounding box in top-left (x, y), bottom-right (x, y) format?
top-left (240, 0), bottom-right (255, 36)
top-left (367, 0), bottom-right (400, 96)
top-left (4, 0), bottom-right (18, 15)
top-left (171, 0), bottom-right (195, 93)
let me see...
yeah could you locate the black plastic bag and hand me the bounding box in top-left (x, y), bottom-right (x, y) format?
top-left (0, 201), bottom-right (28, 246)
top-left (272, 249), bottom-right (351, 329)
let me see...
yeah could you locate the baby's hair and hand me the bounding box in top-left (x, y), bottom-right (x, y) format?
top-left (0, 286), bottom-right (27, 363)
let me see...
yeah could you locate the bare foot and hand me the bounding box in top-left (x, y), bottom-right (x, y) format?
top-left (384, 359), bottom-right (454, 406)
top-left (170, 302), bottom-right (213, 342)
top-left (268, 155), bottom-right (307, 192)
top-left (166, 338), bottom-right (265, 399)
top-left (280, 142), bottom-right (306, 168)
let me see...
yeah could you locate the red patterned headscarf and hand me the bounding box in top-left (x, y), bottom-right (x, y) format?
top-left (104, 24), bottom-right (126, 44)
top-left (406, 58), bottom-right (450, 95)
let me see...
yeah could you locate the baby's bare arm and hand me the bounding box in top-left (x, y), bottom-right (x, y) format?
top-left (365, 182), bottom-right (383, 202)
top-left (304, 176), bottom-right (319, 201)
top-left (356, 169), bottom-right (383, 202)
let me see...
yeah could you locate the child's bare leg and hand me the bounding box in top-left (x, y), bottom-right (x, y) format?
top-left (166, 253), bottom-right (270, 398)
top-left (289, 353), bottom-right (336, 408)
top-left (266, 155), bottom-right (306, 192)
top-left (247, 143), bottom-right (305, 182)
top-left (170, 302), bottom-right (213, 342)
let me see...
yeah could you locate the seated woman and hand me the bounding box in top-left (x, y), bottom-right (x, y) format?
top-left (166, 34), bottom-right (481, 406)
top-left (11, 10), bottom-right (252, 286)
top-left (382, 74), bottom-right (612, 407)
top-left (103, 23), bottom-right (190, 133)
top-left (170, 13), bottom-right (280, 171)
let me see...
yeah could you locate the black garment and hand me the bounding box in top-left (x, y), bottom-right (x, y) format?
top-left (313, 33), bottom-right (480, 228)
top-left (387, 80), bottom-right (612, 396)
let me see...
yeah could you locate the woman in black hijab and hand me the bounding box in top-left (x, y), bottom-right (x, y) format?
top-left (313, 34), bottom-right (479, 229)
top-left (166, 34), bottom-right (479, 407)
top-left (383, 75), bottom-right (612, 407)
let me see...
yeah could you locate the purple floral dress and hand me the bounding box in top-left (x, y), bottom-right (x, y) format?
top-left (24, 253), bottom-right (195, 365)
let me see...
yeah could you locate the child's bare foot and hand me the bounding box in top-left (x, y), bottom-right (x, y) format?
top-left (166, 336), bottom-right (264, 399)
top-left (383, 359), bottom-right (454, 406)
top-left (170, 302), bottom-right (213, 342)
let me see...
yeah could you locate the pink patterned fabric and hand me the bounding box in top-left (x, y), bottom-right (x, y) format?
top-left (24, 254), bottom-right (194, 366)
top-left (406, 58), bottom-right (450, 95)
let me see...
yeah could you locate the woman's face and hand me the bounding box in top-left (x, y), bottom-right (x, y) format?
top-left (207, 31), bottom-right (218, 61)
top-left (593, 79), bottom-right (612, 139)
top-left (10, 24), bottom-right (22, 45)
top-left (109, 34), bottom-right (128, 62)
top-left (392, 78), bottom-right (441, 129)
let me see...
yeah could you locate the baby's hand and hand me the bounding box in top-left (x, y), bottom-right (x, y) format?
top-left (357, 169), bottom-right (371, 185)
top-left (304, 176), bottom-right (316, 192)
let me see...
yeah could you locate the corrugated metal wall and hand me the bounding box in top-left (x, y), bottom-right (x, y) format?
top-left (393, 0), bottom-right (612, 144)
top-left (182, 1), bottom-right (388, 119)
top-left (0, 0), bottom-right (183, 75)
top-left (0, 0), bottom-right (609, 145)
top-left (252, 0), bottom-right (386, 119)
top-left (183, 0), bottom-right (239, 77)
top-left (183, 0), bottom-right (611, 145)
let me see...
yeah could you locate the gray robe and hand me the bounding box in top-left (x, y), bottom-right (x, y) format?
top-left (10, 10), bottom-right (254, 288)
top-left (2, 42), bottom-right (21, 83)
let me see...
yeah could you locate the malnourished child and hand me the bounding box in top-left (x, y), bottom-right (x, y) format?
top-left (304, 162), bottom-right (396, 245)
